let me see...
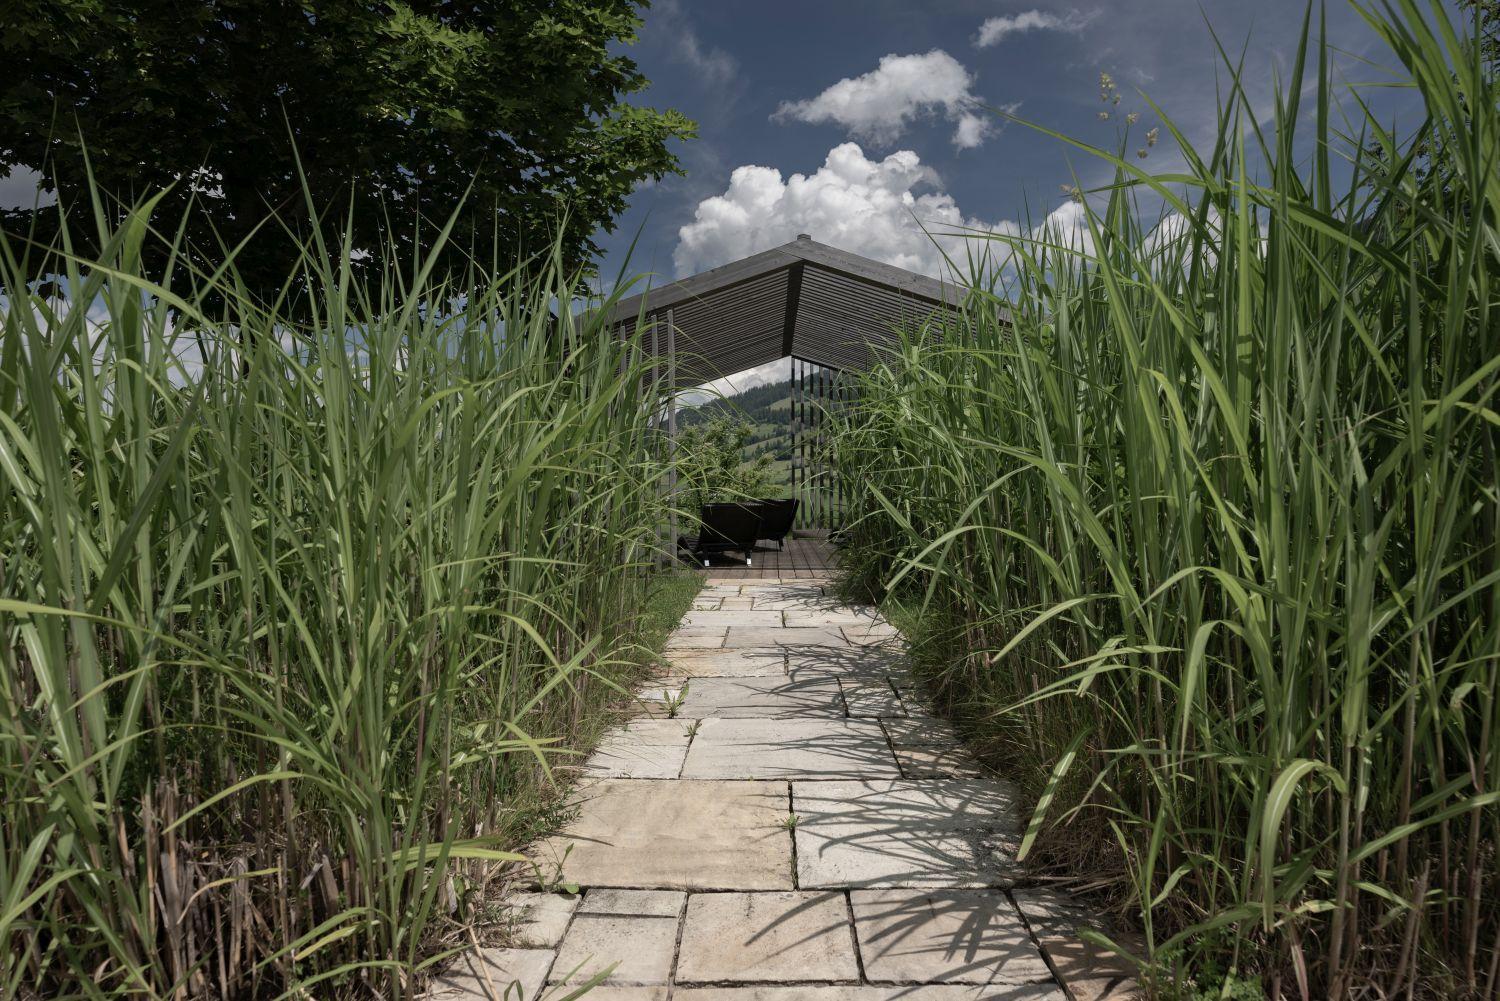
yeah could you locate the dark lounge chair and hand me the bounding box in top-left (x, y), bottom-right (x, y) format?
top-left (748, 498), bottom-right (799, 549)
top-left (678, 502), bottom-right (762, 566)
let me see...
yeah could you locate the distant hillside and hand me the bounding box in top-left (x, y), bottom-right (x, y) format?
top-left (678, 379), bottom-right (790, 429)
top-left (678, 379), bottom-right (793, 486)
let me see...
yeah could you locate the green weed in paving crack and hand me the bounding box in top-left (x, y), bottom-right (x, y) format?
top-left (662, 681), bottom-right (691, 719)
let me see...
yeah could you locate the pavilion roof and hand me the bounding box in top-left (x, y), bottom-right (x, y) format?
top-left (602, 234), bottom-right (976, 384)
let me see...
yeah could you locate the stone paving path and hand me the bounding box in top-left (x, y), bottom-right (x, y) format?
top-left (430, 579), bottom-right (1138, 1001)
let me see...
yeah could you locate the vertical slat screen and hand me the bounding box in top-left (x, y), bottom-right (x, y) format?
top-left (786, 356), bottom-right (849, 533)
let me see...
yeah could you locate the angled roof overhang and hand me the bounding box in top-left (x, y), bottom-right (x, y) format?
top-left (600, 235), bottom-right (975, 386)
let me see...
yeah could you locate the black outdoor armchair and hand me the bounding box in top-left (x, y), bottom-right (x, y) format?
top-left (677, 502), bottom-right (762, 566)
top-left (747, 498), bottom-right (799, 549)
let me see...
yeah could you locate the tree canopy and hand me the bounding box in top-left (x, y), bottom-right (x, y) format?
top-left (0, 0), bottom-right (694, 297)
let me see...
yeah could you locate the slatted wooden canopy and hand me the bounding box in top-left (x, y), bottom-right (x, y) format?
top-left (602, 234), bottom-right (966, 385)
top-left (602, 235), bottom-right (979, 536)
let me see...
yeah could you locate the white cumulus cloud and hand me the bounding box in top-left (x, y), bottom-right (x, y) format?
top-left (682, 357), bottom-right (792, 403)
top-left (772, 50), bottom-right (995, 149)
top-left (673, 142), bottom-right (1018, 278)
top-left (1033, 197), bottom-right (1095, 256)
top-left (974, 9), bottom-right (1096, 47)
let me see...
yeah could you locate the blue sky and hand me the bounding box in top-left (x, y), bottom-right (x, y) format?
top-left (0, 0), bottom-right (1436, 400)
top-left (594, 0), bottom-right (1430, 303)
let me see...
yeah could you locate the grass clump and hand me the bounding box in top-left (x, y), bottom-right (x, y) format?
top-left (0, 187), bottom-right (683, 997)
top-left (832, 2), bottom-right (1500, 995)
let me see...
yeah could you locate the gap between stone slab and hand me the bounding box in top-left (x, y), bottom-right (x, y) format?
top-left (675, 718), bottom-right (700, 779)
top-left (1006, 887), bottom-right (1077, 1001)
top-left (874, 715), bottom-right (907, 780)
top-left (539, 894), bottom-right (580, 986)
top-left (665, 884), bottom-right (691, 998)
top-left (844, 889), bottom-right (870, 984)
top-left (785, 782), bottom-right (799, 890)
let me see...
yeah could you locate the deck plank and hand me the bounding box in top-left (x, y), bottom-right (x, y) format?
top-left (688, 535), bottom-right (835, 579)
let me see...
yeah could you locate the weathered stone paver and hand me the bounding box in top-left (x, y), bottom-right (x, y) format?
top-left (724, 624), bottom-right (849, 648)
top-left (1011, 888), bottom-right (1144, 1001)
top-left (788, 645), bottom-right (910, 683)
top-left (503, 891), bottom-right (577, 947)
top-left (676, 890), bottom-right (860, 983)
top-left (427, 947), bottom-right (552, 999)
top-left (893, 744), bottom-right (990, 779)
top-left (584, 720), bottom-right (694, 778)
top-left (432, 577), bottom-right (1122, 999)
top-left (680, 609), bottom-right (787, 628)
top-left (551, 890), bottom-right (683, 986)
top-left (657, 649), bottom-right (787, 678)
top-left (851, 889), bottom-right (1053, 985)
top-left (534, 779), bottom-right (793, 890)
top-left (682, 718), bottom-right (902, 779)
top-left (650, 675), bottom-right (846, 719)
top-left (793, 780), bottom-right (1021, 889)
top-left (881, 714), bottom-right (962, 746)
top-left (838, 677), bottom-right (907, 717)
top-left (665, 629), bottom-right (729, 651)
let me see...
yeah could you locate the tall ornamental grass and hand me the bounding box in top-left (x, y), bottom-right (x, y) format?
top-left (0, 188), bottom-right (674, 997)
top-left (833, 2), bottom-right (1499, 995)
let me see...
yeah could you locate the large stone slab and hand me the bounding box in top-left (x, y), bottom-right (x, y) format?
top-left (894, 744), bottom-right (988, 779)
top-left (892, 685), bottom-right (942, 718)
top-left (1010, 888), bottom-right (1143, 1001)
top-left (681, 718), bottom-right (902, 780)
top-left (584, 720), bottom-right (693, 779)
top-left (551, 892), bottom-right (680, 986)
top-left (427, 947), bottom-right (552, 999)
top-left (793, 780), bottom-right (1021, 889)
top-left (662, 649), bottom-right (787, 678)
top-left (881, 715), bottom-right (961, 746)
top-left (838, 678), bottom-right (907, 718)
top-left (725, 625), bottom-right (849, 649)
top-left (749, 594), bottom-right (835, 610)
top-left (535, 780), bottom-right (793, 891)
top-left (665, 630), bottom-right (728, 651)
top-left (578, 888), bottom-right (685, 916)
top-left (676, 989), bottom-right (1065, 1001)
top-left (676, 891), bottom-right (859, 983)
top-left (788, 646), bottom-right (911, 684)
top-left (669, 675), bottom-right (845, 719)
top-left (680, 610), bottom-right (786, 628)
top-left (503, 891), bottom-right (578, 948)
top-left (783, 608), bottom-right (886, 628)
top-left (633, 682), bottom-right (687, 720)
top-left (851, 889), bottom-right (1052, 985)
top-left (842, 623), bottom-right (904, 647)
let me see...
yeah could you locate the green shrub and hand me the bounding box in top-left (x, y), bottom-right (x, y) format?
top-left (675, 415), bottom-right (777, 509)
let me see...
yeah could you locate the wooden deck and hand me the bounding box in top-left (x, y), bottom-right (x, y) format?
top-left (688, 533), bottom-right (836, 580)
